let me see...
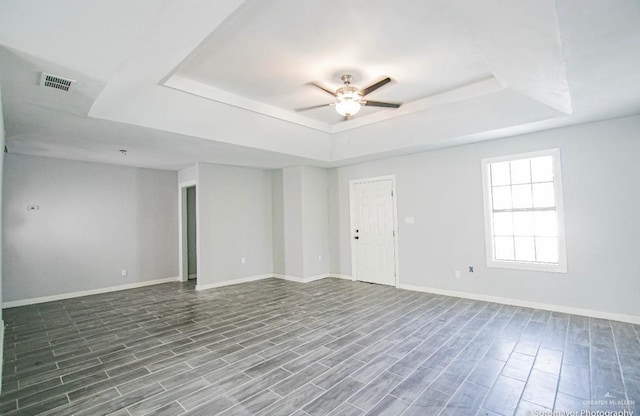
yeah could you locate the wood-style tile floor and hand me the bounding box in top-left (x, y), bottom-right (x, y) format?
top-left (1, 278), bottom-right (639, 415)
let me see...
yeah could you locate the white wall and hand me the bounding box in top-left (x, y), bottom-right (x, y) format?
top-left (196, 162), bottom-right (273, 287)
top-left (335, 115), bottom-right (640, 318)
top-left (2, 154), bottom-right (179, 302)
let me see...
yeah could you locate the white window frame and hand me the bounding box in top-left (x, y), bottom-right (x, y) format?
top-left (481, 148), bottom-right (568, 273)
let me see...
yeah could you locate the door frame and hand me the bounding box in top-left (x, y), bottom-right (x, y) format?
top-left (349, 175), bottom-right (400, 287)
top-left (178, 180), bottom-right (197, 282)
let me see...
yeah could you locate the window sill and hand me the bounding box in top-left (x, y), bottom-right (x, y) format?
top-left (487, 260), bottom-right (567, 273)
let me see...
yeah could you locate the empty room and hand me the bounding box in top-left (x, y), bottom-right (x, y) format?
top-left (0, 1), bottom-right (639, 415)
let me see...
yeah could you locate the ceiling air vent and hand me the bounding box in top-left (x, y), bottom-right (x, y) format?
top-left (40, 72), bottom-right (76, 92)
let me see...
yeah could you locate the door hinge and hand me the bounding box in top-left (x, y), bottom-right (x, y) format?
top-left (393, 230), bottom-right (395, 237)
top-left (391, 190), bottom-right (394, 196)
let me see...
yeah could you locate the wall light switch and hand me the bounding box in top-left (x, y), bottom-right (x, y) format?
top-left (404, 216), bottom-right (415, 224)
top-left (455, 270), bottom-right (461, 279)
top-left (318, 254), bottom-right (322, 261)
top-left (121, 269), bottom-right (128, 277)
top-left (241, 257), bottom-right (246, 264)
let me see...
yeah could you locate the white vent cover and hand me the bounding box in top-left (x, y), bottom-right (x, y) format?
top-left (40, 72), bottom-right (76, 92)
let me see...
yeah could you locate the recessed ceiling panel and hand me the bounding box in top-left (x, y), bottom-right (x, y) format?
top-left (166, 0), bottom-right (494, 131)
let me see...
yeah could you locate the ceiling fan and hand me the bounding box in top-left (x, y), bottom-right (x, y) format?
top-left (296, 74), bottom-right (401, 119)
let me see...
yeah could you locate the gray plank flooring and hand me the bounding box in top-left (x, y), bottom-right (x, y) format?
top-left (1, 278), bottom-right (638, 415)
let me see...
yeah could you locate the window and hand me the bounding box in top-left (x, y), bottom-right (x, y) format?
top-left (481, 149), bottom-right (567, 272)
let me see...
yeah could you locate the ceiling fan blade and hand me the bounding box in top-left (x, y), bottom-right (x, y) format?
top-left (359, 77), bottom-right (391, 97)
top-left (363, 100), bottom-right (401, 108)
top-left (307, 82), bottom-right (337, 97)
top-left (294, 103), bottom-right (333, 112)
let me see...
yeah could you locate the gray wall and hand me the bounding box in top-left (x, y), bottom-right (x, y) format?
top-left (271, 170), bottom-right (285, 275)
top-left (334, 115), bottom-right (640, 317)
top-left (328, 169), bottom-right (341, 275)
top-left (2, 154), bottom-right (179, 302)
top-left (301, 167), bottom-right (330, 278)
top-left (196, 163), bottom-right (273, 287)
top-left (186, 186), bottom-right (197, 276)
top-left (282, 167), bottom-right (304, 277)
top-left (280, 166), bottom-right (331, 279)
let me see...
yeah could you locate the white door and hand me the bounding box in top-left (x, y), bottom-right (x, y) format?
top-left (351, 177), bottom-right (397, 286)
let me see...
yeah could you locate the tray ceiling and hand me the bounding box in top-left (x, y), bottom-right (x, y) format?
top-left (0, 0), bottom-right (639, 169)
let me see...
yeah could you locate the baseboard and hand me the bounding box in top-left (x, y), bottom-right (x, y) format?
top-left (2, 276), bottom-right (182, 308)
top-left (273, 274), bottom-right (305, 283)
top-left (196, 274), bottom-right (273, 291)
top-left (329, 273), bottom-right (354, 281)
top-left (397, 283), bottom-right (640, 325)
top-left (273, 273), bottom-right (332, 283)
top-left (198, 272), bottom-right (340, 288)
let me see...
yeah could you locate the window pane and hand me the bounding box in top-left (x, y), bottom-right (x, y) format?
top-left (492, 186), bottom-right (512, 210)
top-left (513, 212), bottom-right (534, 236)
top-left (533, 183), bottom-right (556, 207)
top-left (536, 237), bottom-right (559, 263)
top-left (515, 236), bottom-right (536, 262)
top-left (510, 159), bottom-right (531, 184)
top-left (490, 162), bottom-right (511, 186)
top-left (534, 211), bottom-right (558, 237)
top-left (512, 184), bottom-right (533, 209)
top-left (495, 236), bottom-right (515, 260)
top-left (493, 212), bottom-right (513, 236)
top-left (531, 156), bottom-right (554, 182)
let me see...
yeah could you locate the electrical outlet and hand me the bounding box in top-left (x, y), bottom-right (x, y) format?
top-left (241, 257), bottom-right (246, 264)
top-left (121, 269), bottom-right (128, 277)
top-left (469, 266), bottom-right (474, 273)
top-left (455, 270), bottom-right (461, 279)
top-left (318, 254), bottom-right (322, 261)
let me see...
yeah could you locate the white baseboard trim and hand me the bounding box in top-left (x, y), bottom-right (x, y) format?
top-left (329, 273), bottom-right (354, 281)
top-left (199, 272), bottom-right (342, 288)
top-left (196, 274), bottom-right (273, 291)
top-left (397, 283), bottom-right (640, 325)
top-left (273, 273), bottom-right (331, 284)
top-left (2, 277), bottom-right (182, 308)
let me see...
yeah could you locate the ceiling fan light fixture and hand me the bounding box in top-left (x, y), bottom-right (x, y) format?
top-left (335, 99), bottom-right (361, 117)
top-left (335, 86), bottom-right (362, 116)
top-left (298, 74), bottom-right (400, 119)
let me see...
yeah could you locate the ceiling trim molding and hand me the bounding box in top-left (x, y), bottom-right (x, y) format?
top-left (164, 74), bottom-right (504, 134)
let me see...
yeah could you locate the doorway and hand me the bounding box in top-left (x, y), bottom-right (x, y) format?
top-left (180, 182), bottom-right (197, 282)
top-left (349, 176), bottom-right (399, 286)
top-left (186, 186), bottom-right (197, 280)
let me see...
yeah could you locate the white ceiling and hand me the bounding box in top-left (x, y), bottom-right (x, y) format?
top-left (0, 0), bottom-right (639, 170)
